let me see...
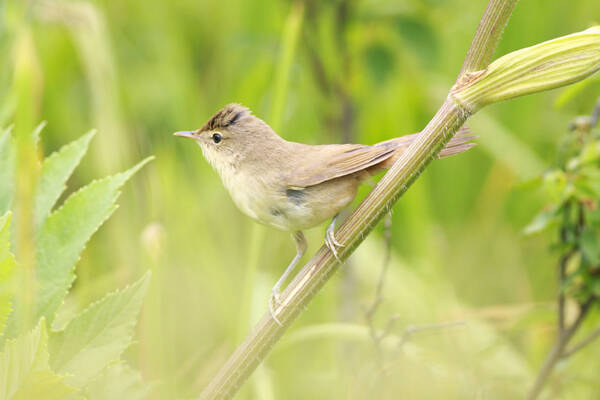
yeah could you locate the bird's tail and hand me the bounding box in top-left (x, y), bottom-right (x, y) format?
top-left (376, 126), bottom-right (475, 169)
top-left (437, 126), bottom-right (476, 158)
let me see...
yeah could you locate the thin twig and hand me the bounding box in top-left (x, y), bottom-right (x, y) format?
top-left (590, 97), bottom-right (600, 128)
top-left (558, 205), bottom-right (572, 334)
top-left (365, 213), bottom-right (393, 323)
top-left (561, 326), bottom-right (600, 359)
top-left (527, 296), bottom-right (595, 400)
top-left (303, 29), bottom-right (332, 95)
top-left (557, 250), bottom-right (574, 334)
top-left (365, 213), bottom-right (394, 354)
top-left (397, 321), bottom-right (467, 347)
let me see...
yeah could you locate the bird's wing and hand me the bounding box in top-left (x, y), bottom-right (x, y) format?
top-left (284, 126), bottom-right (474, 189)
top-left (284, 142), bottom-right (397, 188)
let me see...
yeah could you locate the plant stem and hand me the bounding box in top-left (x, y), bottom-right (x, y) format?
top-left (269, 0), bottom-right (305, 133)
top-left (459, 0), bottom-right (519, 74)
top-left (13, 22), bottom-right (42, 334)
top-left (561, 326), bottom-right (600, 358)
top-left (199, 2), bottom-right (518, 398)
top-left (527, 297), bottom-right (595, 400)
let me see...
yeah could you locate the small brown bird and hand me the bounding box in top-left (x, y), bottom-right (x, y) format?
top-left (175, 104), bottom-right (473, 323)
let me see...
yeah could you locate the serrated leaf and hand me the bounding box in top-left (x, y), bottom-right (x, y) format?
top-left (0, 213), bottom-right (16, 337)
top-left (0, 320), bottom-right (75, 400)
top-left (0, 127), bottom-right (15, 216)
top-left (84, 362), bottom-right (150, 400)
top-left (49, 272), bottom-right (150, 388)
top-left (35, 157), bottom-right (152, 324)
top-left (32, 121), bottom-right (46, 149)
top-left (34, 130), bottom-right (96, 229)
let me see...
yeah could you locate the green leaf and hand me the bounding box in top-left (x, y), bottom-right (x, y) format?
top-left (580, 228), bottom-right (600, 265)
top-left (574, 165), bottom-right (600, 199)
top-left (592, 278), bottom-right (600, 297)
top-left (84, 362), bottom-right (150, 400)
top-left (49, 272), bottom-right (151, 388)
top-left (34, 130), bottom-right (96, 229)
top-left (541, 169), bottom-right (569, 204)
top-left (524, 207), bottom-right (560, 235)
top-left (0, 127), bottom-right (15, 216)
top-left (32, 121), bottom-right (47, 149)
top-left (0, 213), bottom-right (16, 337)
top-left (35, 157), bottom-right (153, 324)
top-left (0, 320), bottom-right (75, 400)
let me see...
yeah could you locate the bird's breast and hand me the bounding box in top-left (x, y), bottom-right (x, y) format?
top-left (219, 167), bottom-right (360, 232)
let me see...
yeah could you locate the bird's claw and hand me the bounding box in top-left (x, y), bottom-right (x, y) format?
top-left (325, 226), bottom-right (344, 261)
top-left (269, 288), bottom-right (283, 326)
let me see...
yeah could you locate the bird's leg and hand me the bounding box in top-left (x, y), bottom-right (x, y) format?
top-left (269, 231), bottom-right (307, 325)
top-left (325, 213), bottom-right (344, 261)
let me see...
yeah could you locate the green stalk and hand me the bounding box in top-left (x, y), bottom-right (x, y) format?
top-left (459, 0), bottom-right (518, 74)
top-left (13, 23), bottom-right (42, 333)
top-left (269, 0), bottom-right (305, 133)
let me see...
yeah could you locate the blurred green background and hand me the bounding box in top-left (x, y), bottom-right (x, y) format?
top-left (2, 0), bottom-right (600, 398)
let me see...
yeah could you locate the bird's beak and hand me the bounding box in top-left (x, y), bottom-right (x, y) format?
top-left (173, 131), bottom-right (198, 139)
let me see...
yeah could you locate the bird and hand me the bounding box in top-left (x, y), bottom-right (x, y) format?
top-left (174, 103), bottom-right (473, 324)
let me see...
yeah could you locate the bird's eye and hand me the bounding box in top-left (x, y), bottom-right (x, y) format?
top-left (212, 132), bottom-right (222, 144)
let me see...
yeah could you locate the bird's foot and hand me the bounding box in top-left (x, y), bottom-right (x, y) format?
top-left (325, 223), bottom-right (344, 261)
top-left (268, 288), bottom-right (283, 326)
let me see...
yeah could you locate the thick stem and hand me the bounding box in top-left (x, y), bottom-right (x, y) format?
top-left (459, 0), bottom-right (518, 74)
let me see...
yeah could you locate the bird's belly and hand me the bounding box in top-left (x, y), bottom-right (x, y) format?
top-left (259, 177), bottom-right (359, 232)
top-left (222, 171), bottom-right (359, 232)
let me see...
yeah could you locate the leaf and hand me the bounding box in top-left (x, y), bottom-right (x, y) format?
top-left (0, 127), bottom-right (15, 216)
top-left (34, 157), bottom-right (153, 324)
top-left (541, 169), bottom-right (572, 205)
top-left (34, 130), bottom-right (96, 229)
top-left (0, 213), bottom-right (16, 337)
top-left (32, 121), bottom-right (47, 149)
top-left (84, 362), bottom-right (150, 400)
top-left (574, 165), bottom-right (600, 198)
top-left (49, 272), bottom-right (150, 388)
top-left (592, 278), bottom-right (600, 297)
top-left (524, 207), bottom-right (560, 235)
top-left (580, 228), bottom-right (600, 265)
top-left (0, 320), bottom-right (75, 400)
